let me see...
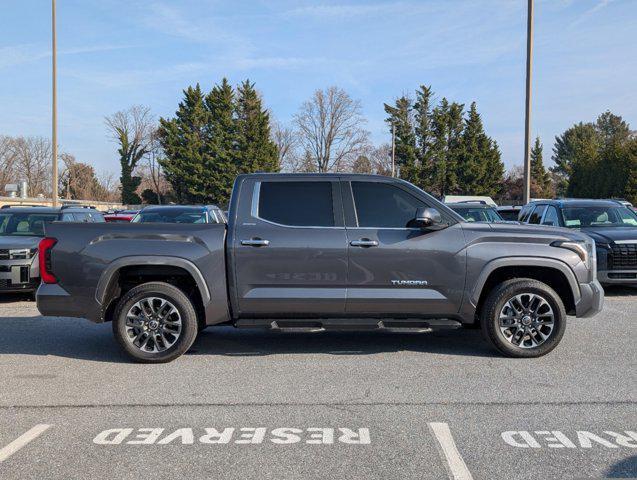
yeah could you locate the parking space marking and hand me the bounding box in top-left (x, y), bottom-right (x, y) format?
top-left (0, 424), bottom-right (51, 463)
top-left (429, 422), bottom-right (473, 480)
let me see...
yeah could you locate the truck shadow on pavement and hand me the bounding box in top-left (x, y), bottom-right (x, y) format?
top-left (0, 317), bottom-right (499, 362)
top-left (603, 285), bottom-right (637, 297)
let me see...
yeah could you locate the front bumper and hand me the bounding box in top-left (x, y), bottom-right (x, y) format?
top-left (574, 279), bottom-right (604, 318)
top-left (598, 270), bottom-right (637, 285)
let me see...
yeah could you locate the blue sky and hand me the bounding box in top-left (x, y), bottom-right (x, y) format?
top-left (1, 0), bottom-right (636, 177)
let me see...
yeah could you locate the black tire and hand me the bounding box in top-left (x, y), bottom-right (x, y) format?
top-left (112, 282), bottom-right (198, 363)
top-left (480, 278), bottom-right (566, 358)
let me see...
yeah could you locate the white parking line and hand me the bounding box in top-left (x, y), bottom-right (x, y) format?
top-left (429, 422), bottom-right (473, 480)
top-left (0, 424), bottom-right (51, 463)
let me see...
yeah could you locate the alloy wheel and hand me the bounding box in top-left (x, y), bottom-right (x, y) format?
top-left (124, 297), bottom-right (182, 353)
top-left (498, 293), bottom-right (555, 349)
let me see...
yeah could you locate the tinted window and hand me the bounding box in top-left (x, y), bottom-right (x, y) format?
top-left (498, 209), bottom-right (520, 221)
top-left (61, 213), bottom-right (74, 221)
top-left (519, 205), bottom-right (533, 222)
top-left (73, 212), bottom-right (90, 222)
top-left (133, 208), bottom-right (208, 224)
top-left (90, 212), bottom-right (106, 223)
top-left (528, 205), bottom-right (546, 224)
top-left (542, 206), bottom-right (560, 226)
top-left (0, 213), bottom-right (59, 236)
top-left (258, 181), bottom-right (334, 227)
top-left (352, 182), bottom-right (425, 228)
top-left (454, 207), bottom-right (503, 223)
top-left (561, 205), bottom-right (637, 228)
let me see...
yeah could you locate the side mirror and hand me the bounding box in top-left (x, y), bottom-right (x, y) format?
top-left (410, 207), bottom-right (445, 230)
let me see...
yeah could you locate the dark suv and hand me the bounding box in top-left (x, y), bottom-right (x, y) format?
top-left (0, 205), bottom-right (104, 293)
top-left (519, 199), bottom-right (637, 285)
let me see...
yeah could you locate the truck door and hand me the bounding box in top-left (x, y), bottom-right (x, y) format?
top-left (342, 179), bottom-right (466, 316)
top-left (231, 177), bottom-right (348, 317)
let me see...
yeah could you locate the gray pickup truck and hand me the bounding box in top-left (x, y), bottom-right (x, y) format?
top-left (37, 174), bottom-right (604, 362)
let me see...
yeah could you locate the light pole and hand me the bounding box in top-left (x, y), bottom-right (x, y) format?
top-left (51, 0), bottom-right (59, 206)
top-left (391, 122), bottom-right (396, 177)
top-left (523, 0), bottom-right (534, 204)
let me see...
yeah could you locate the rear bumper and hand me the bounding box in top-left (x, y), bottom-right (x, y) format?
top-left (574, 279), bottom-right (604, 318)
top-left (598, 270), bottom-right (637, 285)
top-left (36, 283), bottom-right (102, 321)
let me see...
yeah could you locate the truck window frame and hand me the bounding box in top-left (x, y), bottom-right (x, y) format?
top-left (341, 178), bottom-right (456, 229)
top-left (250, 179), bottom-right (344, 228)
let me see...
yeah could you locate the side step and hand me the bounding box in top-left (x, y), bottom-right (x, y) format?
top-left (234, 318), bottom-right (461, 332)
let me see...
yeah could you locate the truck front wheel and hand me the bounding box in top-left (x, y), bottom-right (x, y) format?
top-left (480, 278), bottom-right (566, 358)
top-left (112, 282), bottom-right (198, 363)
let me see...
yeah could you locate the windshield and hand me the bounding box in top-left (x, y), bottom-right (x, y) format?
top-left (0, 213), bottom-right (58, 236)
top-left (561, 205), bottom-right (637, 228)
top-left (132, 208), bottom-right (207, 224)
top-left (456, 207), bottom-right (504, 223)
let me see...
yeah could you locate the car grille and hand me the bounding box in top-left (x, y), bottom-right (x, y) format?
top-left (609, 243), bottom-right (637, 270)
top-left (0, 249), bottom-right (9, 260)
top-left (0, 278), bottom-right (39, 290)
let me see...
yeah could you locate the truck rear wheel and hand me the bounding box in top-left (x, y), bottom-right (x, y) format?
top-left (480, 278), bottom-right (566, 358)
top-left (112, 282), bottom-right (198, 363)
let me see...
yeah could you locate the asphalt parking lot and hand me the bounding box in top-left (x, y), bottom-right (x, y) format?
top-left (0, 288), bottom-right (635, 480)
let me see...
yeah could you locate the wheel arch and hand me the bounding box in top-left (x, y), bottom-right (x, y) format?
top-left (97, 256), bottom-right (211, 325)
top-left (471, 258), bottom-right (580, 318)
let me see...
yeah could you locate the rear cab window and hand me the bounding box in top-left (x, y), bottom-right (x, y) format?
top-left (257, 181), bottom-right (336, 227)
top-left (528, 205), bottom-right (547, 224)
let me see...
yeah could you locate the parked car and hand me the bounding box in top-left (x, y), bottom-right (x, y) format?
top-left (519, 199), bottom-right (637, 285)
top-left (446, 202), bottom-right (506, 223)
top-left (131, 205), bottom-right (226, 224)
top-left (0, 205), bottom-right (104, 293)
top-left (497, 205), bottom-right (523, 222)
top-left (104, 210), bottom-right (139, 222)
top-left (37, 174), bottom-right (603, 362)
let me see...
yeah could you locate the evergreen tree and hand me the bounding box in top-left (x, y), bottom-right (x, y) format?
top-left (158, 85), bottom-right (210, 203)
top-left (530, 136), bottom-right (551, 198)
top-left (456, 102), bottom-right (486, 194)
top-left (413, 85), bottom-right (434, 188)
top-left (429, 99), bottom-right (462, 197)
top-left (352, 155), bottom-right (373, 174)
top-left (480, 139), bottom-right (505, 197)
top-left (204, 78), bottom-right (237, 205)
top-left (235, 80), bottom-right (279, 174)
top-left (551, 122), bottom-right (599, 195)
top-left (384, 96), bottom-right (418, 183)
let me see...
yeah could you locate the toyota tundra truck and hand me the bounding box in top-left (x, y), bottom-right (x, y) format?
top-left (36, 174), bottom-right (604, 362)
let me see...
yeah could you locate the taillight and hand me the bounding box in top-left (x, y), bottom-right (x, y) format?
top-left (38, 237), bottom-right (58, 284)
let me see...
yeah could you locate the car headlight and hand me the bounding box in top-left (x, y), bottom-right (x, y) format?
top-left (8, 248), bottom-right (37, 260)
top-left (551, 240), bottom-right (595, 270)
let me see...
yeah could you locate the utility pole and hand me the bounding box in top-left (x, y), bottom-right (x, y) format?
top-left (523, 0), bottom-right (534, 204)
top-left (51, 0), bottom-right (59, 206)
top-left (391, 122), bottom-right (396, 177)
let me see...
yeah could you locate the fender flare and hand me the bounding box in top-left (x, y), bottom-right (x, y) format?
top-left (470, 256), bottom-right (581, 307)
top-left (95, 256), bottom-right (211, 306)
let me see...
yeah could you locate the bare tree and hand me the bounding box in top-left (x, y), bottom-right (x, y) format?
top-left (97, 171), bottom-right (121, 202)
top-left (271, 120), bottom-right (297, 169)
top-left (0, 135), bottom-right (16, 191)
top-left (370, 143), bottom-right (393, 176)
top-left (293, 86), bottom-right (370, 173)
top-left (105, 105), bottom-right (154, 204)
top-left (12, 136), bottom-right (52, 196)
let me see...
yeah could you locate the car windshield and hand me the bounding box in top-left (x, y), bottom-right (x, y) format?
top-left (0, 213), bottom-right (58, 236)
top-left (132, 208), bottom-right (207, 224)
top-left (561, 205), bottom-right (637, 228)
top-left (456, 207), bottom-right (504, 223)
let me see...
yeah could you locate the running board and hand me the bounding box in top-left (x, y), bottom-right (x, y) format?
top-left (234, 318), bottom-right (462, 332)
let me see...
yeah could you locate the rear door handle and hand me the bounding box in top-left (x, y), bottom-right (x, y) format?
top-left (241, 238), bottom-right (270, 247)
top-left (350, 239), bottom-right (379, 248)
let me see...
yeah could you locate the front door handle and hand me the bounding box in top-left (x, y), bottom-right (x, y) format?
top-left (241, 238), bottom-right (270, 247)
top-left (350, 238), bottom-right (379, 248)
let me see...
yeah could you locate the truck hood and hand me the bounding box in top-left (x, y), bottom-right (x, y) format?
top-left (579, 226), bottom-right (637, 245)
top-left (481, 222), bottom-right (591, 242)
top-left (0, 235), bottom-right (41, 250)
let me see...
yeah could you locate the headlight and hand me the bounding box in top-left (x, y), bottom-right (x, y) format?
top-left (551, 240), bottom-right (594, 270)
top-left (9, 248), bottom-right (32, 259)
